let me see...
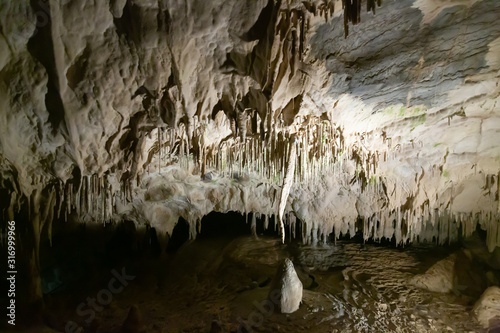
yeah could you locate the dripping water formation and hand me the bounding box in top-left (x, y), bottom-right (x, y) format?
top-left (1, 0), bottom-right (500, 332)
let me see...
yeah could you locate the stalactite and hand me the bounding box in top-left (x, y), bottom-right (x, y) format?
top-left (158, 127), bottom-right (162, 173)
top-left (38, 84), bottom-right (495, 251)
top-left (100, 176), bottom-right (104, 224)
top-left (290, 214), bottom-right (296, 239)
top-left (230, 117), bottom-right (237, 138)
top-left (87, 175), bottom-right (91, 215)
top-left (277, 135), bottom-right (298, 244)
top-left (251, 213), bottom-right (257, 238)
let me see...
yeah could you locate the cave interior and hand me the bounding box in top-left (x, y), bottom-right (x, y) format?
top-left (0, 0), bottom-right (500, 332)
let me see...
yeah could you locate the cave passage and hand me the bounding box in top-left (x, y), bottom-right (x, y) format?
top-left (12, 212), bottom-right (496, 333)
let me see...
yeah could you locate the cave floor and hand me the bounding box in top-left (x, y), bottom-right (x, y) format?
top-left (33, 235), bottom-right (485, 333)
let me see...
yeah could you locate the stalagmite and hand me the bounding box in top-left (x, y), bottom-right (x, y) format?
top-left (268, 258), bottom-right (303, 313)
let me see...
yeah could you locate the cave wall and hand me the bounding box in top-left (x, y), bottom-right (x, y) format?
top-left (0, 0), bottom-right (499, 256)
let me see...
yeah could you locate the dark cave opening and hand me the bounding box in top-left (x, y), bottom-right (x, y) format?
top-left (197, 211), bottom-right (250, 239)
top-left (196, 211), bottom-right (289, 240)
top-left (166, 217), bottom-right (189, 252)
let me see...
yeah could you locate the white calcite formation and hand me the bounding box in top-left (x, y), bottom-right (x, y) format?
top-left (0, 0), bottom-right (500, 301)
top-left (268, 258), bottom-right (303, 313)
top-left (473, 286), bottom-right (500, 329)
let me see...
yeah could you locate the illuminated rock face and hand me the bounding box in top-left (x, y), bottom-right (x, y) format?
top-left (473, 286), bottom-right (500, 329)
top-left (268, 258), bottom-right (303, 313)
top-left (410, 254), bottom-right (456, 293)
top-left (0, 0), bottom-right (499, 257)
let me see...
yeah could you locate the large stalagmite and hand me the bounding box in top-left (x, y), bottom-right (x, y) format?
top-left (268, 258), bottom-right (303, 313)
top-left (0, 0), bottom-right (499, 308)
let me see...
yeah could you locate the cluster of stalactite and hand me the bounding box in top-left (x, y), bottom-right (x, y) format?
top-left (298, 168), bottom-right (500, 250)
top-left (153, 114), bottom-right (500, 250)
top-left (342, 0), bottom-right (382, 37)
top-left (300, 206), bottom-right (500, 250)
top-left (63, 174), bottom-right (122, 224)
top-left (4, 173), bottom-right (126, 239)
top-left (364, 200), bottom-right (500, 251)
top-left (270, 7), bottom-right (308, 91)
top-left (148, 115), bottom-right (353, 187)
top-left (6, 110), bottom-right (497, 252)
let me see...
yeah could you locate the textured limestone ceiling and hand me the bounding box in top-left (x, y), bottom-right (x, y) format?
top-left (0, 0), bottom-right (499, 249)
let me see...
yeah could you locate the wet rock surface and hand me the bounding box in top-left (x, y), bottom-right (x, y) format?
top-left (28, 232), bottom-right (489, 332)
top-left (1, 0), bottom-right (500, 258)
top-left (473, 286), bottom-right (500, 329)
top-left (410, 253), bottom-right (457, 293)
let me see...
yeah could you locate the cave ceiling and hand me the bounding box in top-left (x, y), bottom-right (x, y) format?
top-left (0, 0), bottom-right (499, 250)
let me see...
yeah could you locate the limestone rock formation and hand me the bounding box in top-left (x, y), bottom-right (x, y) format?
top-left (0, 0), bottom-right (500, 306)
top-left (410, 254), bottom-right (456, 293)
top-left (410, 248), bottom-right (496, 297)
top-left (473, 286), bottom-right (500, 329)
top-left (268, 258), bottom-right (303, 313)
